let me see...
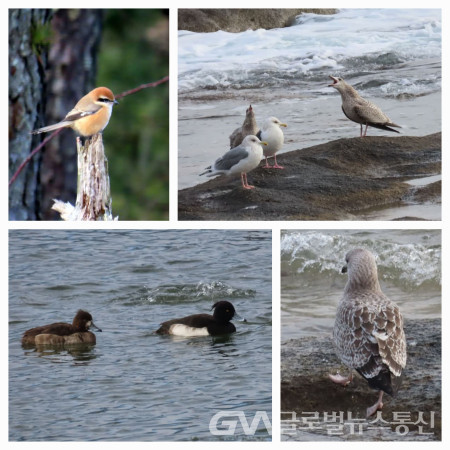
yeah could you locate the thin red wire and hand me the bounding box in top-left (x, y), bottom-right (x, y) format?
top-left (9, 129), bottom-right (62, 187)
top-left (116, 75), bottom-right (169, 99)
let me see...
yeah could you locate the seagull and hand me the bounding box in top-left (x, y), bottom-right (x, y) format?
top-left (329, 76), bottom-right (401, 137)
top-left (200, 135), bottom-right (267, 190)
top-left (229, 104), bottom-right (258, 148)
top-left (256, 117), bottom-right (287, 169)
top-left (329, 248), bottom-right (407, 417)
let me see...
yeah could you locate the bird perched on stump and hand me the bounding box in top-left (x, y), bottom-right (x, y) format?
top-left (329, 76), bottom-right (401, 137)
top-left (329, 248), bottom-right (407, 417)
top-left (31, 87), bottom-right (118, 137)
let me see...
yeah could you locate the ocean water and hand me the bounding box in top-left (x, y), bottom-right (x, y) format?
top-left (280, 229), bottom-right (441, 341)
top-left (9, 230), bottom-right (272, 441)
top-left (178, 9), bottom-right (441, 191)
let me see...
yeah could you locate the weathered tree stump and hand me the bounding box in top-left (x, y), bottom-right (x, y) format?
top-left (52, 133), bottom-right (117, 220)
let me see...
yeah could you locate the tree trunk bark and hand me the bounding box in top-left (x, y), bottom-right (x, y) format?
top-left (9, 9), bottom-right (51, 220)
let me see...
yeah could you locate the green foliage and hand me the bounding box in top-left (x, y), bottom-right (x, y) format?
top-left (97, 10), bottom-right (169, 220)
top-left (31, 21), bottom-right (53, 55)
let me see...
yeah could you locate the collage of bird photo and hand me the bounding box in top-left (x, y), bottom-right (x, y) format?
top-left (5, 4), bottom-right (444, 449)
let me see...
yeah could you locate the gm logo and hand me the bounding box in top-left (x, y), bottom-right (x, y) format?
top-left (209, 411), bottom-right (272, 436)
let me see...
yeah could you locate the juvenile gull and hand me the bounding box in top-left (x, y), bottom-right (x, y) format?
top-left (229, 104), bottom-right (258, 148)
top-left (256, 117), bottom-right (287, 169)
top-left (200, 135), bottom-right (267, 190)
top-left (329, 248), bottom-right (407, 417)
top-left (329, 76), bottom-right (401, 137)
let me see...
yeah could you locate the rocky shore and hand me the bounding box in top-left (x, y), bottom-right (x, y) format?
top-left (178, 9), bottom-right (337, 33)
top-left (178, 133), bottom-right (441, 221)
top-left (281, 319), bottom-right (441, 441)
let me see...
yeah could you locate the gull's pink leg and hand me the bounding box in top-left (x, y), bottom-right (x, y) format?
top-left (241, 173), bottom-right (246, 188)
top-left (366, 391), bottom-right (384, 418)
top-left (272, 154), bottom-right (284, 169)
top-left (363, 124), bottom-right (369, 137)
top-left (328, 370), bottom-right (353, 386)
top-left (242, 172), bottom-right (255, 189)
top-left (262, 156), bottom-right (272, 169)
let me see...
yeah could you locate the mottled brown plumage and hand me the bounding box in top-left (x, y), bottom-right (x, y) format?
top-left (329, 76), bottom-right (401, 137)
top-left (329, 248), bottom-right (407, 417)
top-left (229, 105), bottom-right (258, 148)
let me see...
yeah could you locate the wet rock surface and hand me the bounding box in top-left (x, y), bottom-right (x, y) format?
top-left (281, 319), bottom-right (441, 441)
top-left (178, 9), bottom-right (337, 33)
top-left (178, 133), bottom-right (441, 221)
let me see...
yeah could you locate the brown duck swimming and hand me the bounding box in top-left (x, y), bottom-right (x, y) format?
top-left (22, 310), bottom-right (102, 346)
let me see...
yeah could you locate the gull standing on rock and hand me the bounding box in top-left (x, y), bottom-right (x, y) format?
top-left (329, 248), bottom-right (407, 418)
top-left (200, 135), bottom-right (267, 190)
top-left (229, 104), bottom-right (258, 148)
top-left (256, 117), bottom-right (287, 169)
top-left (329, 76), bottom-right (401, 137)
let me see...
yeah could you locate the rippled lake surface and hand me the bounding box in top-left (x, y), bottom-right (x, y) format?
top-left (9, 230), bottom-right (272, 441)
top-left (281, 229), bottom-right (441, 341)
